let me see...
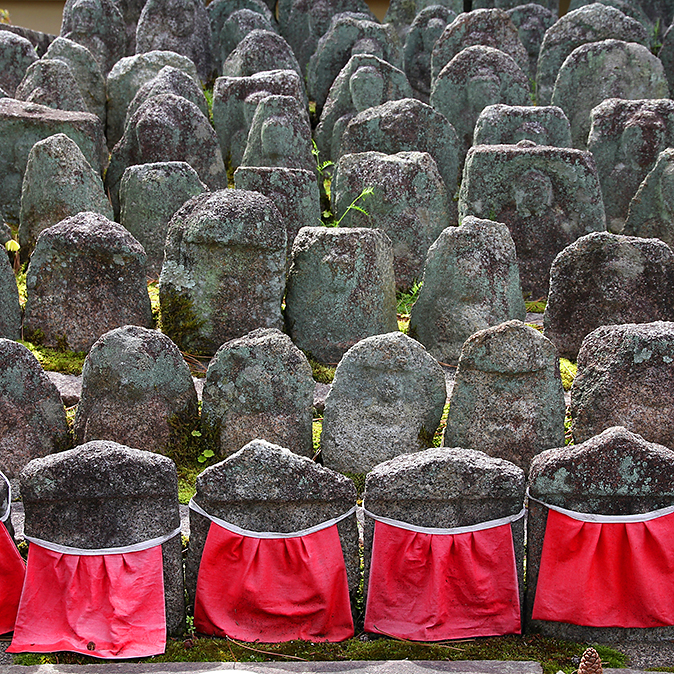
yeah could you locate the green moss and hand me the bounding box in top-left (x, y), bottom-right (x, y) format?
top-left (525, 298), bottom-right (546, 313)
top-left (343, 471), bottom-right (366, 496)
top-left (19, 340), bottom-right (86, 375)
top-left (15, 265), bottom-right (26, 307)
top-left (432, 402), bottom-right (450, 447)
top-left (11, 635), bottom-right (627, 673)
top-left (308, 356), bottom-right (336, 383)
top-left (312, 417), bottom-right (322, 453)
top-left (159, 291), bottom-right (206, 355)
top-left (202, 86), bottom-right (214, 123)
top-left (178, 465), bottom-right (200, 504)
top-left (559, 358), bottom-right (577, 392)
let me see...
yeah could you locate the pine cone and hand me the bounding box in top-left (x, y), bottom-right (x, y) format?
top-left (578, 647), bottom-right (603, 674)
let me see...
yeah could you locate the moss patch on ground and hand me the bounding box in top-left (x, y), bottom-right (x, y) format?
top-left (12, 634), bottom-right (627, 674)
top-left (19, 340), bottom-right (86, 375)
top-left (559, 358), bottom-right (577, 391)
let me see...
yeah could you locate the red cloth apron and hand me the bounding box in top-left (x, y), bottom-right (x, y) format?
top-left (532, 507), bottom-right (674, 627)
top-left (8, 540), bottom-right (168, 658)
top-left (364, 517), bottom-right (522, 640)
top-left (0, 524), bottom-right (25, 634)
top-left (194, 517), bottom-right (354, 642)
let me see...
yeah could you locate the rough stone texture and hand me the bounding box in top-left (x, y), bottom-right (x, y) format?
top-left (544, 233), bottom-right (674, 360)
top-left (216, 8), bottom-right (277, 68)
top-left (409, 216), bottom-right (526, 365)
top-left (19, 133), bottom-right (113, 260)
top-left (321, 332), bottom-right (447, 473)
top-left (135, 0), bottom-right (213, 83)
top-left (60, 0), bottom-right (126, 76)
top-left (159, 190), bottom-right (286, 356)
top-left (221, 29), bottom-right (303, 81)
top-left (527, 426), bottom-right (674, 641)
top-left (339, 97), bottom-right (461, 197)
top-left (106, 93), bottom-right (226, 216)
top-left (333, 150), bottom-right (451, 290)
top-left (233, 166), bottom-right (320, 263)
top-left (45, 36), bottom-right (107, 123)
top-left (403, 6), bottom-right (456, 102)
top-left (459, 141), bottom-right (606, 298)
top-left (114, 0), bottom-right (148, 54)
top-left (443, 320), bottom-right (566, 472)
top-left (20, 440), bottom-right (184, 636)
top-left (241, 94), bottom-right (314, 172)
top-left (284, 226), bottom-right (398, 364)
top-left (106, 50), bottom-right (200, 150)
top-left (431, 9), bottom-right (529, 83)
top-left (15, 58), bottom-right (87, 113)
top-left (212, 70), bottom-right (305, 170)
top-left (278, 0), bottom-right (375, 74)
top-left (385, 0), bottom-right (461, 41)
top-left (0, 24), bottom-right (55, 59)
top-left (119, 161), bottom-right (207, 278)
top-left (570, 322), bottom-right (674, 447)
top-left (0, 339), bottom-right (69, 478)
top-left (74, 325), bottom-right (198, 454)
top-left (314, 53), bottom-right (412, 163)
top-left (47, 371), bottom-right (82, 407)
top-left (185, 439), bottom-right (359, 612)
top-left (588, 99), bottom-right (674, 233)
top-left (0, 254), bottom-right (21, 341)
top-left (473, 104), bottom-right (572, 147)
top-left (623, 147), bottom-right (674, 246)
top-left (307, 13), bottom-right (403, 114)
top-left (0, 31), bottom-right (39, 96)
top-left (506, 3), bottom-right (557, 81)
top-left (552, 39), bottom-right (669, 149)
top-left (23, 212), bottom-right (153, 352)
top-left (568, 0), bottom-right (653, 29)
top-left (208, 0), bottom-right (274, 70)
top-left (535, 4), bottom-right (649, 106)
top-left (658, 21), bottom-right (674, 93)
top-left (362, 447), bottom-right (525, 605)
top-left (0, 98), bottom-right (107, 224)
top-left (201, 328), bottom-right (314, 458)
top-left (430, 45), bottom-right (530, 161)
top-left (124, 65), bottom-right (209, 130)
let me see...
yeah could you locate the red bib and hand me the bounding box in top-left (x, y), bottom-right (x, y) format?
top-left (194, 521), bottom-right (354, 642)
top-left (533, 509), bottom-right (674, 628)
top-left (0, 524), bottom-right (25, 634)
top-left (8, 543), bottom-right (166, 658)
top-left (364, 520), bottom-right (521, 640)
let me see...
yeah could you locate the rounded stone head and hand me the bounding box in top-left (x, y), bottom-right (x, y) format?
top-left (349, 65), bottom-right (385, 112)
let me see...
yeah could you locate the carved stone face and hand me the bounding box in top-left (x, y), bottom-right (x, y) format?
top-left (70, 0), bottom-right (103, 33)
top-left (423, 17), bottom-right (446, 51)
top-left (261, 116), bottom-right (294, 157)
top-left (167, 0), bottom-right (195, 37)
top-left (513, 168), bottom-right (553, 218)
top-left (466, 72), bottom-right (500, 119)
top-left (349, 66), bottom-right (384, 113)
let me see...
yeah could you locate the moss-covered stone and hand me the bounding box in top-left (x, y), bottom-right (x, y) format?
top-left (285, 226), bottom-right (398, 364)
top-left (444, 320), bottom-right (566, 472)
top-left (551, 39), bottom-right (668, 149)
top-left (158, 189), bottom-right (286, 356)
top-left (0, 338), bottom-right (70, 477)
top-left (201, 328), bottom-right (314, 458)
top-left (410, 216), bottom-right (526, 365)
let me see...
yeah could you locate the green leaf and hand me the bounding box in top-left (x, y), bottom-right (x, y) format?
top-left (202, 449), bottom-right (214, 458)
top-left (5, 239), bottom-right (19, 253)
top-left (191, 429), bottom-right (202, 437)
